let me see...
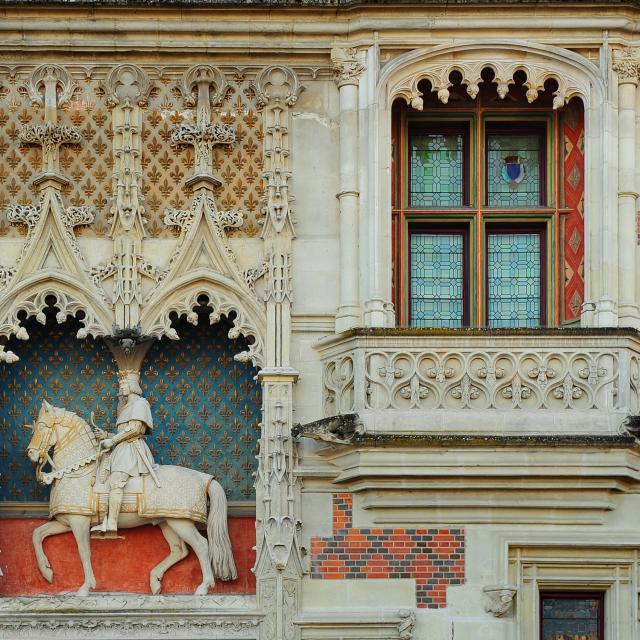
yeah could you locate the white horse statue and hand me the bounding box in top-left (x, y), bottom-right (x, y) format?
top-left (25, 400), bottom-right (237, 596)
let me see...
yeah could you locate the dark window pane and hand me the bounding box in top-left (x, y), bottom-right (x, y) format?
top-left (410, 232), bottom-right (464, 328)
top-left (487, 232), bottom-right (541, 328)
top-left (410, 133), bottom-right (464, 207)
top-left (487, 133), bottom-right (542, 207)
top-left (541, 595), bottom-right (603, 640)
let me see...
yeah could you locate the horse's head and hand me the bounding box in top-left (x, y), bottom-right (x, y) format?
top-left (26, 399), bottom-right (59, 464)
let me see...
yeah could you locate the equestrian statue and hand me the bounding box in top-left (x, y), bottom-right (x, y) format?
top-left (25, 370), bottom-right (237, 596)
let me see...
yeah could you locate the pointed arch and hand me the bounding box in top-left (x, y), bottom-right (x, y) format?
top-left (0, 273), bottom-right (112, 347)
top-left (365, 39), bottom-right (608, 326)
top-left (140, 271), bottom-right (266, 369)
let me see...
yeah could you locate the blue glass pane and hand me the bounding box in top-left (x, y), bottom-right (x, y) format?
top-left (487, 233), bottom-right (541, 328)
top-left (541, 597), bottom-right (601, 640)
top-left (410, 133), bottom-right (464, 207)
top-left (487, 133), bottom-right (542, 207)
top-left (411, 233), bottom-right (464, 328)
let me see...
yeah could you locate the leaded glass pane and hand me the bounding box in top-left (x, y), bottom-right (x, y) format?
top-left (410, 133), bottom-right (464, 207)
top-left (486, 132), bottom-right (542, 207)
top-left (541, 596), bottom-right (602, 640)
top-left (487, 232), bottom-right (541, 328)
top-left (410, 233), bottom-right (464, 328)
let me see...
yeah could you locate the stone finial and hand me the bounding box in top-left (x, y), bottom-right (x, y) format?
top-left (331, 46), bottom-right (366, 87)
top-left (482, 584), bottom-right (517, 617)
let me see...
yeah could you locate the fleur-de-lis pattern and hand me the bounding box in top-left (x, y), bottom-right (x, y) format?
top-left (141, 314), bottom-right (261, 501)
top-left (0, 69), bottom-right (264, 240)
top-left (0, 313), bottom-right (119, 501)
top-left (0, 313), bottom-right (261, 502)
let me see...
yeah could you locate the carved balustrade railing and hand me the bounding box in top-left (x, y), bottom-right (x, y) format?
top-left (316, 329), bottom-right (640, 434)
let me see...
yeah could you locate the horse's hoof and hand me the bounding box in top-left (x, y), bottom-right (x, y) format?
top-left (195, 582), bottom-right (213, 596)
top-left (41, 565), bottom-right (53, 583)
top-left (150, 575), bottom-right (162, 595)
top-left (76, 585), bottom-right (90, 597)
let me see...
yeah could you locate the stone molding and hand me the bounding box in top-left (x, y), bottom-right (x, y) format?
top-left (0, 594), bottom-right (261, 640)
top-left (295, 609), bottom-right (416, 640)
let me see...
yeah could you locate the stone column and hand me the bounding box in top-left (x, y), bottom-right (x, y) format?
top-left (332, 46), bottom-right (366, 332)
top-left (613, 49), bottom-right (640, 328)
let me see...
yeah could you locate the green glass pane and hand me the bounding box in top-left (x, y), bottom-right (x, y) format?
top-left (487, 233), bottom-right (541, 328)
top-left (410, 233), bottom-right (464, 328)
top-left (541, 597), bottom-right (601, 640)
top-left (410, 133), bottom-right (464, 207)
top-left (487, 133), bottom-right (541, 207)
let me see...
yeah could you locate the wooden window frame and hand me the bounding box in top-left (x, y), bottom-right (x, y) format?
top-left (539, 591), bottom-right (605, 640)
top-left (408, 223), bottom-right (470, 328)
top-left (484, 223), bottom-right (547, 328)
top-left (484, 121), bottom-right (547, 208)
top-left (407, 122), bottom-right (471, 208)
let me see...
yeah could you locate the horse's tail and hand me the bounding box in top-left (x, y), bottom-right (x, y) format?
top-left (207, 479), bottom-right (237, 581)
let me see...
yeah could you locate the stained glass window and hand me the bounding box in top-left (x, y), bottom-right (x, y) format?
top-left (410, 129), bottom-right (466, 207)
top-left (541, 594), bottom-right (603, 640)
top-left (487, 231), bottom-right (542, 328)
top-left (410, 232), bottom-right (465, 327)
top-left (486, 130), bottom-right (543, 207)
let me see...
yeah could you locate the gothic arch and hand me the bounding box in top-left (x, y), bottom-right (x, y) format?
top-left (0, 274), bottom-right (112, 347)
top-left (367, 40), bottom-right (607, 325)
top-left (140, 273), bottom-right (266, 369)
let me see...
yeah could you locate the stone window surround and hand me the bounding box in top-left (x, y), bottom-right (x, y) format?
top-left (493, 532), bottom-right (640, 640)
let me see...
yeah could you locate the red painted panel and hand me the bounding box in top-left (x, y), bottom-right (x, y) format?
top-left (0, 517), bottom-right (255, 595)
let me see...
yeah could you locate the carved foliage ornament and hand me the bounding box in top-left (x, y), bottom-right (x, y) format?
top-left (612, 48), bottom-right (640, 84)
top-left (482, 585), bottom-right (517, 617)
top-left (102, 64), bottom-right (152, 107)
top-left (181, 64), bottom-right (229, 108)
top-left (331, 46), bottom-right (367, 87)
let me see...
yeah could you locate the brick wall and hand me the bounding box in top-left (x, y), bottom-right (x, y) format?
top-left (310, 493), bottom-right (465, 608)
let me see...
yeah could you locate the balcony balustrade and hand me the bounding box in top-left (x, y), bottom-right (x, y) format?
top-left (316, 328), bottom-right (640, 435)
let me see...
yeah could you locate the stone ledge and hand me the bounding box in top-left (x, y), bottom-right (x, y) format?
top-left (0, 595), bottom-right (261, 640)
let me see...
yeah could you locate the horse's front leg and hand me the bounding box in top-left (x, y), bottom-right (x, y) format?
top-left (67, 514), bottom-right (97, 596)
top-left (32, 519), bottom-right (71, 583)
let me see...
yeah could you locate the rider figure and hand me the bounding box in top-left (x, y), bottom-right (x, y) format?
top-left (91, 370), bottom-right (156, 535)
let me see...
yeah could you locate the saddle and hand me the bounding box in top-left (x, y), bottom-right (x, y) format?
top-left (90, 452), bottom-right (144, 525)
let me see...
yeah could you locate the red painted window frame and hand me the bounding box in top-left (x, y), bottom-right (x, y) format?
top-left (408, 223), bottom-right (470, 328)
top-left (407, 122), bottom-right (471, 208)
top-left (484, 223), bottom-right (547, 328)
top-left (484, 121), bottom-right (547, 207)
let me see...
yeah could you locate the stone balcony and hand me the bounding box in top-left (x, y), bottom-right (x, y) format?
top-left (315, 328), bottom-right (640, 436)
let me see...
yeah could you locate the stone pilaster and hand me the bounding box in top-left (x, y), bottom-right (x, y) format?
top-left (252, 65), bottom-right (304, 640)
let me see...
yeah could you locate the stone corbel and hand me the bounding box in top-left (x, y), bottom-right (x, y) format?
top-left (482, 584), bottom-right (517, 617)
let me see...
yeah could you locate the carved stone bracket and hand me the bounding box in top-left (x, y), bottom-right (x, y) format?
top-left (482, 584), bottom-right (517, 617)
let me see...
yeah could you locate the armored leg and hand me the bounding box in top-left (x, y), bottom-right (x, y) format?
top-left (91, 471), bottom-right (129, 534)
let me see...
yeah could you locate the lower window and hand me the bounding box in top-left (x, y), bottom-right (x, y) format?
top-left (486, 227), bottom-right (545, 328)
top-left (540, 592), bottom-right (604, 640)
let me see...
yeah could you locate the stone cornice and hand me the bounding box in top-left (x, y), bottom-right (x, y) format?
top-left (0, 0), bottom-right (638, 5)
